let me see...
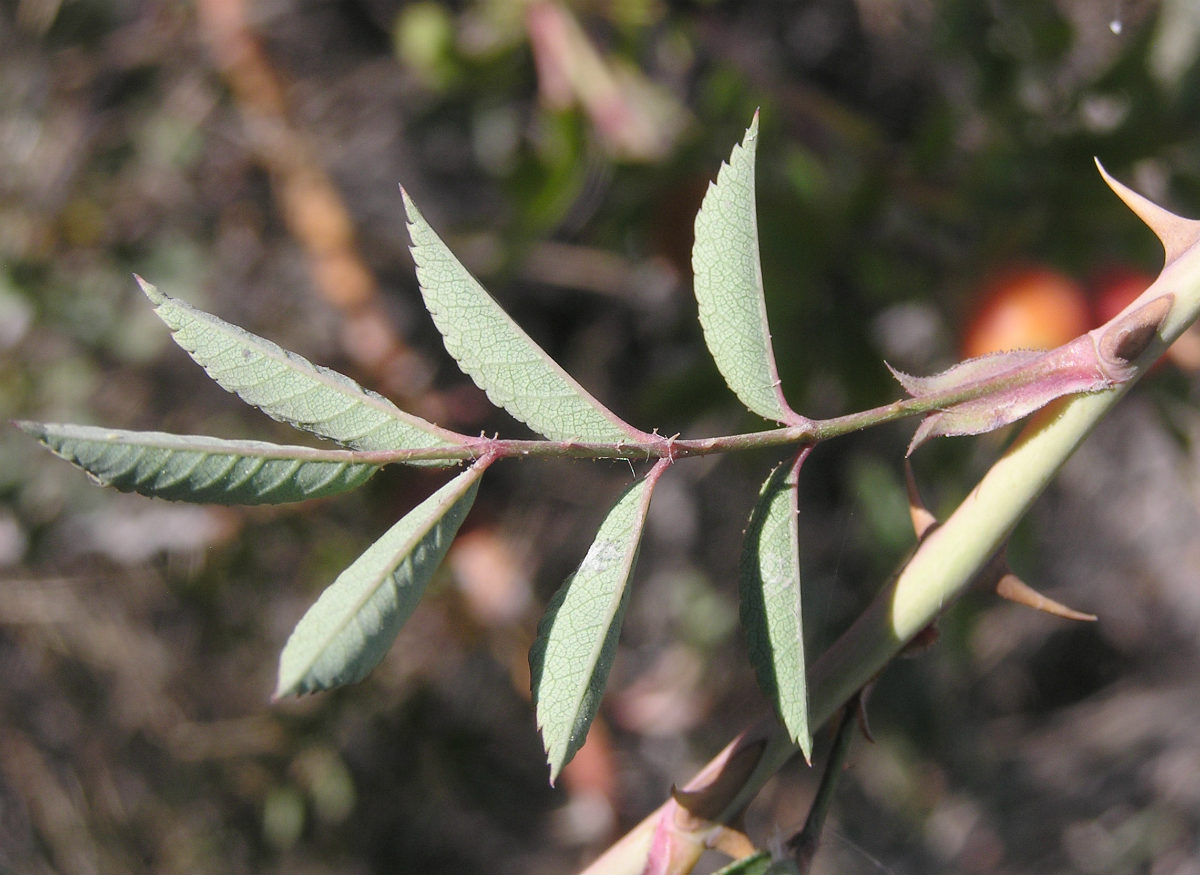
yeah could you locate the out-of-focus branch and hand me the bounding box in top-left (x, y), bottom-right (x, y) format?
top-left (525, 1), bottom-right (688, 162)
top-left (194, 0), bottom-right (448, 421)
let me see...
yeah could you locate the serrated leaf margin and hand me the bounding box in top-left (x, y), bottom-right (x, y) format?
top-left (403, 191), bottom-right (647, 444)
top-left (275, 461), bottom-right (485, 697)
top-left (139, 277), bottom-right (464, 460)
top-left (739, 450), bottom-right (811, 759)
top-left (529, 460), bottom-right (665, 783)
top-left (692, 112), bottom-right (798, 425)
top-left (17, 421), bottom-right (379, 505)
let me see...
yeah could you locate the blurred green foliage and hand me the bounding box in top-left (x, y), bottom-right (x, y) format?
top-left (5, 1), bottom-right (1200, 873)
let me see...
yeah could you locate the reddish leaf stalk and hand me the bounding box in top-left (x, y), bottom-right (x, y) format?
top-left (356, 296), bottom-right (1173, 468)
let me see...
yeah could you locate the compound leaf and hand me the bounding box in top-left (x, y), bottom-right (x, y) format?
top-left (275, 462), bottom-right (484, 697)
top-left (529, 465), bottom-right (661, 783)
top-left (739, 452), bottom-right (811, 759)
top-left (17, 421), bottom-right (378, 504)
top-left (403, 191), bottom-right (645, 444)
top-left (693, 112), bottom-right (796, 424)
top-left (139, 278), bottom-right (464, 460)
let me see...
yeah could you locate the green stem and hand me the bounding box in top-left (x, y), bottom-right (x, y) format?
top-left (790, 691), bottom-right (863, 874)
top-left (583, 263), bottom-right (1199, 874)
top-left (583, 381), bottom-right (1138, 875)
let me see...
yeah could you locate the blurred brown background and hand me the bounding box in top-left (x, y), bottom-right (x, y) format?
top-left (5, 1), bottom-right (1200, 872)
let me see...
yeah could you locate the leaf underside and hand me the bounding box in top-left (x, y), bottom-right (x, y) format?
top-left (17, 421), bottom-right (378, 505)
top-left (529, 472), bottom-right (658, 783)
top-left (403, 191), bottom-right (644, 444)
top-left (139, 278), bottom-right (463, 461)
top-left (692, 112), bottom-right (795, 424)
top-left (739, 454), bottom-right (811, 758)
top-left (275, 463), bottom-right (484, 697)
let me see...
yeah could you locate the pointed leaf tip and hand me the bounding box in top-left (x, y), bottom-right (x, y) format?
top-left (530, 465), bottom-right (662, 783)
top-left (135, 274), bottom-right (164, 305)
top-left (20, 422), bottom-right (379, 504)
top-left (403, 190), bottom-right (645, 444)
top-left (275, 463), bottom-right (484, 697)
top-left (140, 280), bottom-right (463, 459)
top-left (1095, 159), bottom-right (1200, 265)
top-left (692, 113), bottom-right (800, 425)
top-left (739, 452), bottom-right (811, 757)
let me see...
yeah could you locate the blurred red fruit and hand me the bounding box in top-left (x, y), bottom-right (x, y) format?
top-left (962, 265), bottom-right (1091, 359)
top-left (1091, 266), bottom-right (1155, 324)
top-left (1091, 265), bottom-right (1200, 371)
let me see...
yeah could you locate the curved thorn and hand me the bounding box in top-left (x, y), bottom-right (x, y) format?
top-left (854, 684), bottom-right (876, 744)
top-left (905, 461), bottom-right (938, 539)
top-left (996, 572), bottom-right (1097, 622)
top-left (707, 825), bottom-right (756, 860)
top-left (1095, 159), bottom-right (1200, 266)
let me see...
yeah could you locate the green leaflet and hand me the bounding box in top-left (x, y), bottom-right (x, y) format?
top-left (139, 278), bottom-right (463, 460)
top-left (710, 850), bottom-right (779, 875)
top-left (403, 191), bottom-right (645, 444)
top-left (17, 422), bottom-right (378, 505)
top-left (275, 462), bottom-right (485, 697)
top-left (529, 465), bottom-right (661, 784)
top-left (739, 453), bottom-right (811, 759)
top-left (692, 112), bottom-right (796, 425)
